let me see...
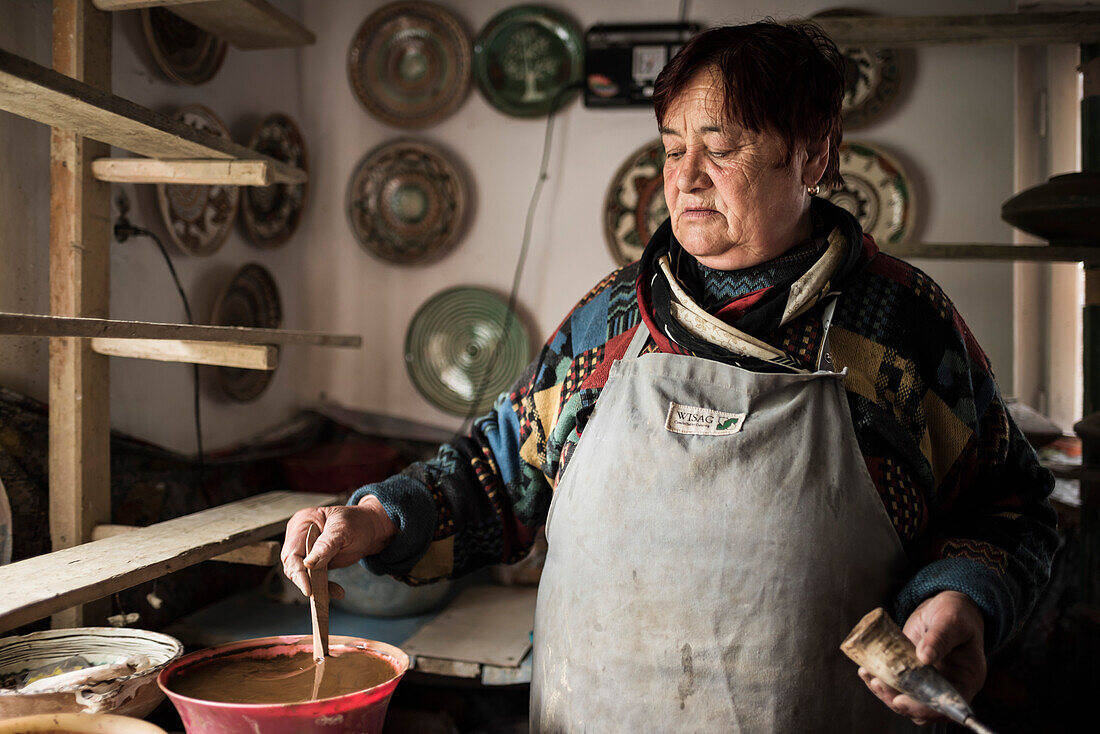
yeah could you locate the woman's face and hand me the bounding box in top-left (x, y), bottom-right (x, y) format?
top-left (660, 68), bottom-right (827, 271)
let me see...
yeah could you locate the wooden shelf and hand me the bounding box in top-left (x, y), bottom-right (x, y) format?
top-left (90, 338), bottom-right (278, 370)
top-left (0, 491), bottom-right (338, 633)
top-left (92, 524), bottom-right (281, 566)
top-left (0, 312), bottom-right (361, 348)
top-left (0, 49), bottom-right (306, 182)
top-left (813, 11), bottom-right (1100, 47)
top-left (883, 243), bottom-right (1100, 263)
top-left (92, 158), bottom-right (306, 185)
top-left (92, 0), bottom-right (315, 49)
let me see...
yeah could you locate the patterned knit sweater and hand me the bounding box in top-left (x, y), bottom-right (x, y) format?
top-left (352, 212), bottom-right (1057, 651)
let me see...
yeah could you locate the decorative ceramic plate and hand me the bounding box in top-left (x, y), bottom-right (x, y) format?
top-left (346, 140), bottom-right (466, 265)
top-left (405, 287), bottom-right (530, 415)
top-left (141, 7), bottom-right (226, 86)
top-left (824, 141), bottom-right (914, 246)
top-left (604, 139), bottom-right (668, 266)
top-left (242, 113), bottom-right (308, 248)
top-left (814, 8), bottom-right (901, 130)
top-left (156, 106), bottom-right (239, 256)
top-left (211, 263), bottom-right (281, 403)
top-left (473, 5), bottom-right (583, 117)
top-left (348, 2), bottom-right (472, 127)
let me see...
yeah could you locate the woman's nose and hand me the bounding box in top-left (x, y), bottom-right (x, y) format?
top-left (676, 149), bottom-right (710, 192)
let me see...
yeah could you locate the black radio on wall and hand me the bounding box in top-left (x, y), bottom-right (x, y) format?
top-left (584, 23), bottom-right (701, 108)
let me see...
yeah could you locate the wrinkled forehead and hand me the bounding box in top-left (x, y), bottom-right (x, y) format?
top-left (657, 66), bottom-right (739, 133)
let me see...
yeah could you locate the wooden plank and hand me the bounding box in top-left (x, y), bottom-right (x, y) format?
top-left (401, 586), bottom-right (537, 668)
top-left (167, 0), bottom-right (315, 50)
top-left (883, 242), bottom-right (1100, 262)
top-left (91, 338), bottom-right (278, 370)
top-left (49, 0), bottom-right (113, 630)
top-left (0, 313), bottom-right (361, 348)
top-left (812, 11), bottom-right (1100, 47)
top-left (92, 0), bottom-right (314, 49)
top-left (0, 491), bottom-right (338, 632)
top-left (413, 658), bottom-right (482, 679)
top-left (0, 48), bottom-right (304, 181)
top-left (92, 525), bottom-right (281, 565)
top-left (92, 158), bottom-right (306, 185)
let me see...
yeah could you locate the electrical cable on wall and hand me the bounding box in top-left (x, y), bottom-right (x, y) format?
top-left (113, 212), bottom-right (206, 492)
top-left (460, 81), bottom-right (585, 434)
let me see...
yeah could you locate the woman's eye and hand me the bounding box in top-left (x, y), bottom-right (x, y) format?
top-left (709, 149), bottom-right (730, 159)
top-left (664, 150), bottom-right (683, 160)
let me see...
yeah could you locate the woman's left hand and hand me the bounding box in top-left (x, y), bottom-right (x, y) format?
top-left (857, 590), bottom-right (987, 726)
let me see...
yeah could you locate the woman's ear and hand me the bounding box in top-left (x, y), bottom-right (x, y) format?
top-left (803, 137), bottom-right (830, 187)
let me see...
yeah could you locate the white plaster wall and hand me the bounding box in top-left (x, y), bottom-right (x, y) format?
top-left (1, 0), bottom-right (1018, 453)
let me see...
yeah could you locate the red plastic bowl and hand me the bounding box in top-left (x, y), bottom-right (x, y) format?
top-left (157, 636), bottom-right (408, 734)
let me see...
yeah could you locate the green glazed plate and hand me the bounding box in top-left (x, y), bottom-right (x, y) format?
top-left (604, 139), bottom-right (668, 266)
top-left (405, 287), bottom-right (530, 415)
top-left (473, 5), bottom-right (583, 117)
top-left (346, 140), bottom-right (467, 265)
top-left (823, 141), bottom-right (915, 246)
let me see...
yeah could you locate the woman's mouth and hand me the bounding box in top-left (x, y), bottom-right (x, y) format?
top-left (682, 208), bottom-right (719, 219)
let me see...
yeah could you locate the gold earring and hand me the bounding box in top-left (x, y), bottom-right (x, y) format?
top-left (807, 184), bottom-right (820, 196)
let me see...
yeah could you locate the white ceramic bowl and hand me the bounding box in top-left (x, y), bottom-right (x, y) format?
top-left (0, 628), bottom-right (182, 719)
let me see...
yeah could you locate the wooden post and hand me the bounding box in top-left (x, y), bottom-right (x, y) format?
top-left (49, 0), bottom-right (112, 628)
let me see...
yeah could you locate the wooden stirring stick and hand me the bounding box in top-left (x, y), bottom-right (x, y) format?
top-left (304, 523), bottom-right (330, 661)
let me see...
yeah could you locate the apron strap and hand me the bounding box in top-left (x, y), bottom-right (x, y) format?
top-left (625, 321), bottom-right (651, 360)
top-left (816, 294), bottom-right (840, 372)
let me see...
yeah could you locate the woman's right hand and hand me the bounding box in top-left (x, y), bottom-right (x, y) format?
top-left (280, 495), bottom-right (397, 598)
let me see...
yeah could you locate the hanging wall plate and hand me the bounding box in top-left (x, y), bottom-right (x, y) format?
top-left (405, 286), bottom-right (530, 415)
top-left (346, 140), bottom-right (467, 265)
top-left (473, 5), bottom-right (583, 117)
top-left (212, 263), bottom-right (282, 403)
top-left (823, 141), bottom-right (914, 246)
top-left (814, 8), bottom-right (902, 130)
top-left (142, 7), bottom-right (227, 86)
top-left (242, 113), bottom-right (308, 248)
top-left (348, 1), bottom-right (472, 128)
top-left (603, 139), bottom-right (668, 266)
top-left (156, 105), bottom-right (240, 256)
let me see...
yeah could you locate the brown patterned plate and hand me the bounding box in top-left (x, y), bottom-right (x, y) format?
top-left (603, 139), bottom-right (668, 266)
top-left (211, 263), bottom-right (281, 403)
top-left (346, 140), bottom-right (467, 265)
top-left (155, 106), bottom-right (239, 256)
top-left (823, 141), bottom-right (914, 246)
top-left (242, 113), bottom-right (308, 248)
top-left (141, 7), bottom-right (227, 86)
top-left (348, 1), bottom-right (472, 127)
top-left (814, 8), bottom-right (902, 130)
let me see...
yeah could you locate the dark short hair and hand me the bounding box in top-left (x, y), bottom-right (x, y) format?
top-left (652, 21), bottom-right (845, 188)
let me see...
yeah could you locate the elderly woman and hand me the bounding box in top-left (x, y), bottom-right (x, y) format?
top-left (284, 21), bottom-right (1056, 733)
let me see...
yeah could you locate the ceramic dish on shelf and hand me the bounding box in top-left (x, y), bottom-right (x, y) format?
top-left (211, 263), bottom-right (281, 403)
top-left (348, 1), bottom-right (472, 128)
top-left (405, 287), bottom-right (530, 416)
top-left (241, 113), bottom-right (308, 249)
top-left (823, 141), bottom-right (914, 246)
top-left (346, 140), bottom-right (467, 265)
top-left (473, 5), bottom-right (583, 117)
top-left (155, 106), bottom-right (239, 256)
top-left (141, 8), bottom-right (226, 86)
top-left (813, 8), bottom-right (902, 130)
top-left (603, 139), bottom-right (668, 266)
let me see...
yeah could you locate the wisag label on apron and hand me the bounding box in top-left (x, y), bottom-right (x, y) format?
top-left (665, 402), bottom-right (746, 436)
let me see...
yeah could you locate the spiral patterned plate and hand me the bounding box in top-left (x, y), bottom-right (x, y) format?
top-left (405, 287), bottom-right (530, 415)
top-left (156, 105), bottom-right (239, 256)
top-left (823, 141), bottom-right (914, 246)
top-left (473, 5), bottom-right (583, 118)
top-left (348, 1), bottom-right (471, 127)
top-left (347, 140), bottom-right (466, 265)
top-left (604, 139), bottom-right (668, 266)
top-left (212, 263), bottom-right (282, 403)
top-left (814, 8), bottom-right (902, 130)
top-left (242, 113), bottom-right (308, 248)
top-left (142, 7), bottom-right (226, 86)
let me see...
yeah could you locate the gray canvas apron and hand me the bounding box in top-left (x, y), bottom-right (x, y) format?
top-left (531, 320), bottom-right (917, 733)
